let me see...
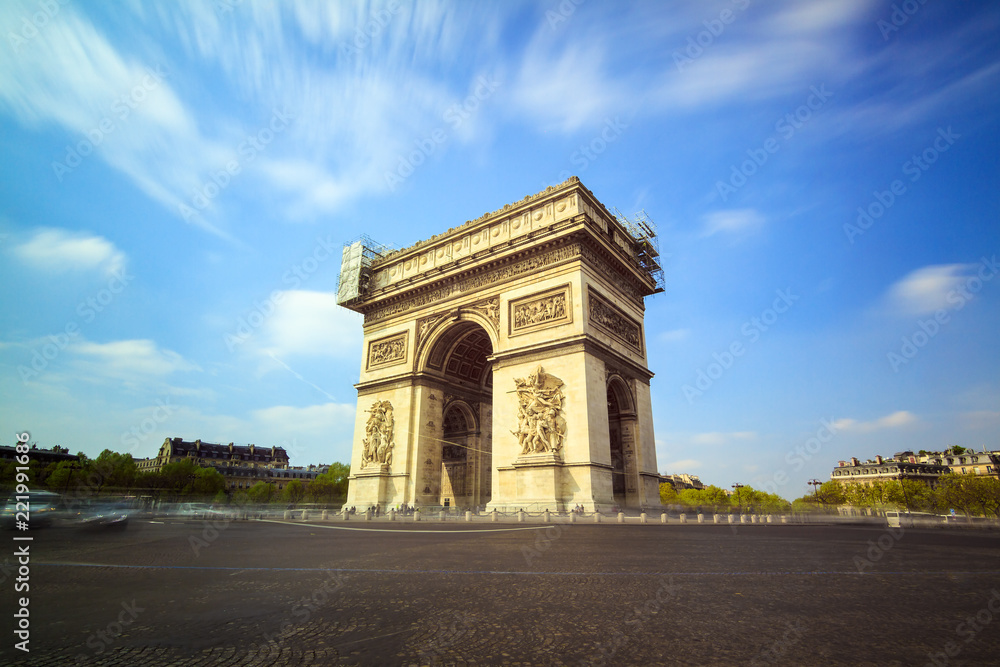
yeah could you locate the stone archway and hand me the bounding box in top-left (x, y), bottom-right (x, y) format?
top-left (607, 375), bottom-right (639, 509)
top-left (421, 320), bottom-right (493, 510)
top-left (340, 177), bottom-right (663, 512)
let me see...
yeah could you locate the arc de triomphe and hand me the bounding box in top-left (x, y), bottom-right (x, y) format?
top-left (336, 177), bottom-right (663, 512)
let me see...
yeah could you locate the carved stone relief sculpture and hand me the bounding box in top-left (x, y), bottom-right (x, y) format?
top-left (361, 400), bottom-right (395, 467)
top-left (368, 333), bottom-right (407, 368)
top-left (511, 366), bottom-right (567, 456)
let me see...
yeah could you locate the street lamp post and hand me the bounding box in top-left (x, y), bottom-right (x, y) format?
top-left (732, 483), bottom-right (744, 514)
top-left (808, 479), bottom-right (822, 499)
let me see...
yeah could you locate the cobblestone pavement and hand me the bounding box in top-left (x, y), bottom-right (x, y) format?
top-left (3, 517), bottom-right (1000, 666)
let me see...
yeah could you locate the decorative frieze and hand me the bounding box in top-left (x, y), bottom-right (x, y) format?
top-left (509, 285), bottom-right (572, 336)
top-left (367, 332), bottom-right (407, 370)
top-left (588, 289), bottom-right (643, 356)
top-left (364, 244), bottom-right (582, 324)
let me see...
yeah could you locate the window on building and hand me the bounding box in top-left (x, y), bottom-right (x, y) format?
top-left (962, 467), bottom-right (967, 474)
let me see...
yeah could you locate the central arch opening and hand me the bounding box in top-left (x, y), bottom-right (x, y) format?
top-left (425, 320), bottom-right (493, 510)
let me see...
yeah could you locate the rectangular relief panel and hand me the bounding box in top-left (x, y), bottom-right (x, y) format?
top-left (587, 287), bottom-right (643, 357)
top-left (366, 332), bottom-right (408, 370)
top-left (509, 284), bottom-right (573, 337)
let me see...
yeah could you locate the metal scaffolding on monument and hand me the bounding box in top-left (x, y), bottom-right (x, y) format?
top-left (335, 235), bottom-right (394, 306)
top-left (612, 208), bottom-right (665, 294)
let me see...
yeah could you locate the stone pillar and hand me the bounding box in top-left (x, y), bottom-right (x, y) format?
top-left (465, 511), bottom-right (472, 522)
top-left (322, 510), bottom-right (329, 520)
top-left (389, 509), bottom-right (396, 521)
top-left (491, 509), bottom-right (498, 522)
top-left (713, 514), bottom-right (720, 524)
top-left (640, 512), bottom-right (647, 524)
top-left (617, 512), bottom-right (625, 523)
top-left (414, 508), bottom-right (421, 521)
top-left (661, 512), bottom-right (668, 524)
top-left (543, 509), bottom-right (551, 523)
top-left (283, 510), bottom-right (292, 520)
top-left (697, 513), bottom-right (704, 524)
top-left (679, 513), bottom-right (687, 524)
top-left (594, 512), bottom-right (601, 523)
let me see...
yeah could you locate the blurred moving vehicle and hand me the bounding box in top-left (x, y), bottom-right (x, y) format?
top-left (75, 501), bottom-right (130, 530)
top-left (885, 511), bottom-right (946, 528)
top-left (0, 490), bottom-right (71, 529)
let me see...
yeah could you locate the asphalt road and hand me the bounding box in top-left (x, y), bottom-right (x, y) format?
top-left (3, 518), bottom-right (1000, 666)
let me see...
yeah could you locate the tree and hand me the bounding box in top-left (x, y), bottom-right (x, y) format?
top-left (814, 481), bottom-right (846, 506)
top-left (934, 474), bottom-right (977, 519)
top-left (247, 481), bottom-right (276, 504)
top-left (306, 463), bottom-right (351, 505)
top-left (658, 482), bottom-right (678, 505)
top-left (190, 466), bottom-right (225, 497)
top-left (282, 480), bottom-right (305, 505)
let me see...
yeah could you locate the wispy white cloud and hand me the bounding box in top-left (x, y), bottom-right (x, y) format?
top-left (70, 339), bottom-right (201, 378)
top-left (663, 458), bottom-right (701, 471)
top-left (884, 264), bottom-right (975, 315)
top-left (257, 290), bottom-right (363, 360)
top-left (658, 328), bottom-right (690, 343)
top-left (832, 410), bottom-right (916, 433)
top-left (13, 228), bottom-right (125, 276)
top-left (701, 209), bottom-right (765, 237)
top-left (692, 431), bottom-right (757, 446)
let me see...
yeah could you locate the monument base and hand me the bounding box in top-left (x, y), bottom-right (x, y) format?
top-left (346, 465), bottom-right (391, 510)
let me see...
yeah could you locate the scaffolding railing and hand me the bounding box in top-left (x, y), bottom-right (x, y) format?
top-left (612, 208), bottom-right (665, 294)
top-left (336, 235), bottom-right (394, 306)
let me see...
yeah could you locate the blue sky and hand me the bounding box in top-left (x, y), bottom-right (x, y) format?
top-left (1, 0), bottom-right (997, 500)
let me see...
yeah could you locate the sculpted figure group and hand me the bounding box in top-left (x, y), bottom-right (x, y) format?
top-left (512, 366), bottom-right (567, 455)
top-left (362, 400), bottom-right (395, 467)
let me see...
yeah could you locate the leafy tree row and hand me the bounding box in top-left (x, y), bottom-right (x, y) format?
top-left (791, 475), bottom-right (1000, 518)
top-left (1, 450), bottom-right (350, 506)
top-left (659, 483), bottom-right (792, 514)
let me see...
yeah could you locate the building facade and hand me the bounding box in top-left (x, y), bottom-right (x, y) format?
top-left (337, 177), bottom-right (664, 512)
top-left (830, 448), bottom-right (999, 487)
top-left (138, 437), bottom-right (309, 492)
